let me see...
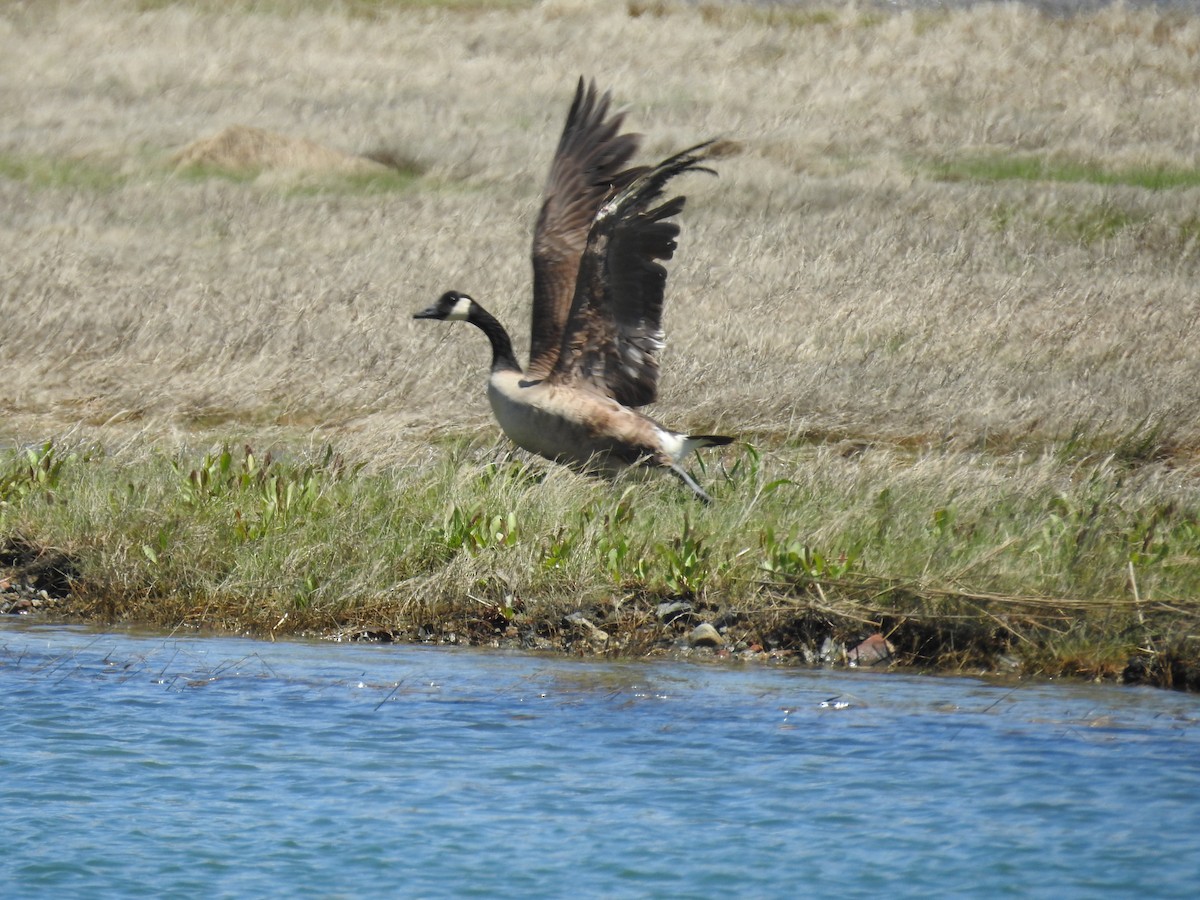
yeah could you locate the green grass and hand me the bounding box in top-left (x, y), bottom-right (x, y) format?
top-left (171, 161), bottom-right (264, 185)
top-left (0, 146), bottom-right (422, 195)
top-left (929, 154), bottom-right (1200, 192)
top-left (4, 438), bottom-right (1199, 688)
top-left (931, 155), bottom-right (1200, 248)
top-left (986, 196), bottom-right (1200, 253)
top-left (0, 152), bottom-right (127, 192)
top-left (1047, 199), bottom-right (1147, 245)
top-left (134, 0), bottom-right (532, 15)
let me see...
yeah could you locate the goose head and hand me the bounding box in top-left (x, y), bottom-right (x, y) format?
top-left (414, 290), bottom-right (474, 322)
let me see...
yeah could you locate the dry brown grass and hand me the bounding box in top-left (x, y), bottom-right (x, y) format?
top-left (170, 124), bottom-right (393, 175)
top-left (2, 0), bottom-right (1199, 464)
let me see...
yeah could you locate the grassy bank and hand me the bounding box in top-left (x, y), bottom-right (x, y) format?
top-left (4, 437), bottom-right (1199, 688)
top-left (2, 1), bottom-right (1200, 687)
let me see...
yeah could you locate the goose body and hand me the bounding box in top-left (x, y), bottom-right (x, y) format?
top-left (414, 79), bottom-right (731, 501)
top-left (486, 369), bottom-right (709, 476)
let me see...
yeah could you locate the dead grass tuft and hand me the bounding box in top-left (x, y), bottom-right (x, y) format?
top-left (171, 124), bottom-right (392, 177)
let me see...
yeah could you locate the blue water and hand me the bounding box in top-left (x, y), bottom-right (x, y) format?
top-left (2, 623), bottom-right (1198, 899)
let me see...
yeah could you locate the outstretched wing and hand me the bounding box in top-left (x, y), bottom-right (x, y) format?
top-left (528, 78), bottom-right (644, 381)
top-left (548, 142), bottom-right (715, 407)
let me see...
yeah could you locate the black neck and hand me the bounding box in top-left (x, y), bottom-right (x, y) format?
top-left (468, 303), bottom-right (521, 374)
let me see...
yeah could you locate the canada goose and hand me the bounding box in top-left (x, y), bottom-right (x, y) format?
top-left (414, 78), bottom-right (732, 501)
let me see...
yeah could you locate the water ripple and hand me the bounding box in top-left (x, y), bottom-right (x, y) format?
top-left (2, 622), bottom-right (1198, 898)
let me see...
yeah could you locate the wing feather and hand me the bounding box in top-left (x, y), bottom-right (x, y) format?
top-left (528, 78), bottom-right (644, 380)
top-left (549, 142), bottom-right (715, 407)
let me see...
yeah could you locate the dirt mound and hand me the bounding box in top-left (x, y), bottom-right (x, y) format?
top-left (171, 124), bottom-right (389, 176)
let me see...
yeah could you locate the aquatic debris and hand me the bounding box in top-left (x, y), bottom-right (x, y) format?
top-left (848, 633), bottom-right (895, 667)
top-left (818, 697), bottom-right (851, 710)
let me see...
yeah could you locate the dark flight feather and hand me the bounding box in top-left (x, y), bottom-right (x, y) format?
top-left (548, 142), bottom-right (716, 407)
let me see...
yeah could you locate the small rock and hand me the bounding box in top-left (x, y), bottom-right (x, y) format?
top-left (848, 633), bottom-right (894, 667)
top-left (656, 600), bottom-right (694, 623)
top-left (688, 623), bottom-right (724, 648)
top-left (564, 611), bottom-right (609, 643)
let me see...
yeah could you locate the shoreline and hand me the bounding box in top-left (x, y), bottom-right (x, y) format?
top-left (4, 493), bottom-right (1195, 693)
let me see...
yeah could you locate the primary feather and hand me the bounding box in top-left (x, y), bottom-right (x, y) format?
top-left (551, 143), bottom-right (716, 407)
top-left (528, 78), bottom-right (645, 382)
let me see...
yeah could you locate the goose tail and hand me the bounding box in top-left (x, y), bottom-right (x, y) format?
top-left (681, 434), bottom-right (734, 457)
top-left (668, 434), bottom-right (734, 503)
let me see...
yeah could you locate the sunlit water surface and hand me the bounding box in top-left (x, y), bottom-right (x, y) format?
top-left (2, 623), bottom-right (1198, 898)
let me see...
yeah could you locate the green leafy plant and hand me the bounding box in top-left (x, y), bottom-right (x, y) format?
top-left (541, 526), bottom-right (576, 570)
top-left (294, 572), bottom-right (321, 610)
top-left (140, 524), bottom-right (173, 567)
top-left (760, 527), bottom-right (861, 582)
top-left (594, 491), bottom-right (652, 585)
top-left (171, 444), bottom-right (338, 540)
top-left (0, 441), bottom-right (72, 509)
top-left (654, 514), bottom-right (712, 596)
top-left (929, 505), bottom-right (955, 540)
top-left (436, 505), bottom-right (519, 555)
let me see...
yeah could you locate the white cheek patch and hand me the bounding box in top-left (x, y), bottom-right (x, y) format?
top-left (447, 296), bottom-right (473, 321)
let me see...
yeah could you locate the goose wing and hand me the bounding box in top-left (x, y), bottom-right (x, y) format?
top-left (528, 78), bottom-right (644, 381)
top-left (548, 142), bottom-right (714, 408)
